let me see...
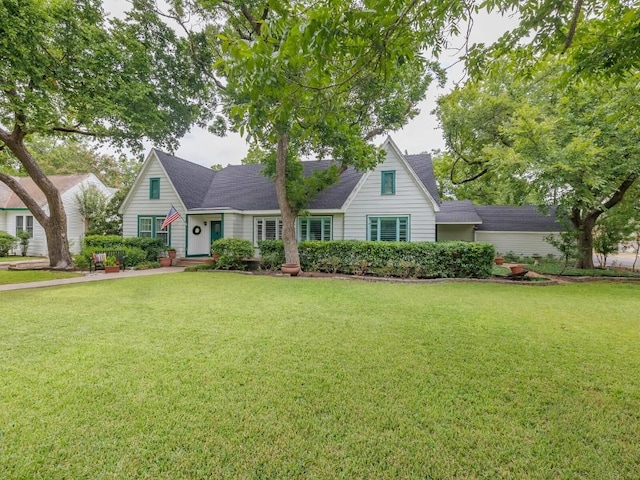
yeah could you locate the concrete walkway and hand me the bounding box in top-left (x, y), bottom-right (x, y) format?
top-left (0, 266), bottom-right (185, 292)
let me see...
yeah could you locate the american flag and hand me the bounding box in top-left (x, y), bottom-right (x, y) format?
top-left (161, 206), bottom-right (180, 230)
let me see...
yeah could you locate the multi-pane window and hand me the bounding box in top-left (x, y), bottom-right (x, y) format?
top-left (368, 216), bottom-right (409, 242)
top-left (299, 217), bottom-right (332, 241)
top-left (16, 215), bottom-right (34, 238)
top-left (381, 170), bottom-right (396, 195)
top-left (155, 217), bottom-right (169, 245)
top-left (149, 178), bottom-right (160, 199)
top-left (255, 218), bottom-right (283, 243)
top-left (138, 216), bottom-right (170, 245)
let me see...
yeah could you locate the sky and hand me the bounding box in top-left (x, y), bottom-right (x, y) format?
top-left (102, 2), bottom-right (517, 168)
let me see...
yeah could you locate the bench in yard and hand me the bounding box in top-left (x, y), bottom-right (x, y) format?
top-left (89, 251), bottom-right (127, 272)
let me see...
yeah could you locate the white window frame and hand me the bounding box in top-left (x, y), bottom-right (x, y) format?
top-left (254, 217), bottom-right (283, 245)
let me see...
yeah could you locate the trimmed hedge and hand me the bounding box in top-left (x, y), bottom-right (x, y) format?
top-left (83, 235), bottom-right (165, 262)
top-left (258, 240), bottom-right (495, 279)
top-left (74, 246), bottom-right (147, 269)
top-left (211, 238), bottom-right (254, 270)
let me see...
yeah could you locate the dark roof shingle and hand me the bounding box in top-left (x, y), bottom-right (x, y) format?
top-left (154, 149), bottom-right (216, 209)
top-left (474, 205), bottom-right (561, 232)
top-left (436, 200), bottom-right (482, 224)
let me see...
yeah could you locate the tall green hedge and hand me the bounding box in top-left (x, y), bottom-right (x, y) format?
top-left (258, 240), bottom-right (495, 279)
top-left (83, 235), bottom-right (165, 262)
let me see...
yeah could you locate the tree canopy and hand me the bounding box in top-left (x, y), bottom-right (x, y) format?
top-left (435, 55), bottom-right (640, 269)
top-left (0, 0), bottom-right (210, 267)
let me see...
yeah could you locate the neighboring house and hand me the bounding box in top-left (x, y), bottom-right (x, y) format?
top-left (0, 174), bottom-right (113, 256)
top-left (119, 137), bottom-right (561, 257)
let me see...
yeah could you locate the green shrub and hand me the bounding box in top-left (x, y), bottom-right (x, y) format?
top-left (75, 246), bottom-right (147, 268)
top-left (73, 253), bottom-right (90, 270)
top-left (258, 240), bottom-right (285, 270)
top-left (83, 235), bottom-right (165, 262)
top-left (259, 240), bottom-right (495, 279)
top-left (0, 231), bottom-right (17, 257)
top-left (211, 238), bottom-right (254, 270)
top-left (17, 231), bottom-right (30, 256)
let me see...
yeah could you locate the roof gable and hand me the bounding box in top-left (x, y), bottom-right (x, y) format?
top-left (153, 149), bottom-right (217, 209)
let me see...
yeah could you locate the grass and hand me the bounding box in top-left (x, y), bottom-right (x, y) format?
top-left (0, 269), bottom-right (81, 285)
top-left (0, 256), bottom-right (46, 263)
top-left (1, 273), bottom-right (639, 478)
top-left (528, 261), bottom-right (640, 277)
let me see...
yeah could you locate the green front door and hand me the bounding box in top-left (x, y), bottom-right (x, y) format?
top-left (210, 220), bottom-right (223, 243)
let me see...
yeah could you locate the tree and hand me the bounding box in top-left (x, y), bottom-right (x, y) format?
top-left (0, 0), bottom-right (211, 268)
top-left (75, 185), bottom-right (109, 233)
top-left (435, 57), bottom-right (640, 269)
top-left (155, 0), bottom-right (478, 266)
top-left (467, 1), bottom-right (640, 79)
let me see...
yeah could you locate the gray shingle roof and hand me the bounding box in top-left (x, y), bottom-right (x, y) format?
top-left (436, 200), bottom-right (482, 224)
top-left (155, 149), bottom-right (371, 211)
top-left (405, 154), bottom-right (441, 204)
top-left (153, 149), bottom-right (216, 209)
top-left (474, 205), bottom-right (561, 232)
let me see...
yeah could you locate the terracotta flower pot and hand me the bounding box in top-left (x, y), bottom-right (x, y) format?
top-left (494, 256), bottom-right (504, 265)
top-left (159, 257), bottom-right (172, 267)
top-left (167, 250), bottom-right (177, 259)
top-left (510, 265), bottom-right (525, 275)
top-left (281, 263), bottom-right (301, 276)
top-left (104, 265), bottom-right (120, 273)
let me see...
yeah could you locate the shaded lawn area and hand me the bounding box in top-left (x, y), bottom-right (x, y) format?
top-left (0, 256), bottom-right (46, 263)
top-left (0, 270), bottom-right (81, 285)
top-left (1, 273), bottom-right (639, 479)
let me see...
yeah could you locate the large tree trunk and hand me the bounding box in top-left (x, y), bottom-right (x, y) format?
top-left (0, 131), bottom-right (73, 269)
top-left (575, 216), bottom-right (596, 269)
top-left (274, 134), bottom-right (300, 266)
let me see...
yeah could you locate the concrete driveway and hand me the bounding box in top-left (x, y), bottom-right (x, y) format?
top-left (593, 252), bottom-right (639, 269)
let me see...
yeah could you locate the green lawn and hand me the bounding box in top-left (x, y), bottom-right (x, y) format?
top-left (0, 256), bottom-right (46, 263)
top-left (1, 273), bottom-right (639, 479)
top-left (0, 270), bottom-right (81, 285)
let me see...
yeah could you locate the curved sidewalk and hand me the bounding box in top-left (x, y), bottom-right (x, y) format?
top-left (0, 266), bottom-right (185, 292)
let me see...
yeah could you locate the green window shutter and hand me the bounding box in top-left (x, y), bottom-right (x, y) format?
top-left (149, 178), bottom-right (160, 199)
top-left (381, 170), bottom-right (396, 195)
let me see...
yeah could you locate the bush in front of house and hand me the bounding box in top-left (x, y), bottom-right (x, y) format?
top-left (257, 240), bottom-right (286, 270)
top-left (83, 235), bottom-right (165, 262)
top-left (258, 240), bottom-right (495, 279)
top-left (0, 231), bottom-right (18, 257)
top-left (75, 245), bottom-right (147, 269)
top-left (211, 238), bottom-right (254, 270)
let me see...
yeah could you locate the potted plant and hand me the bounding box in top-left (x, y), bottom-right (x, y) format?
top-left (167, 247), bottom-right (177, 260)
top-left (159, 255), bottom-right (172, 267)
top-left (494, 255), bottom-right (504, 265)
top-left (104, 256), bottom-right (120, 273)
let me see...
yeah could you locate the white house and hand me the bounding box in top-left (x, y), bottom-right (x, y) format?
top-left (0, 174), bottom-right (113, 256)
top-left (119, 137), bottom-right (562, 257)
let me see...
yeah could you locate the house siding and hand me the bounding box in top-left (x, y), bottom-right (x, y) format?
top-left (475, 231), bottom-right (561, 257)
top-left (4, 210), bottom-right (46, 256)
top-left (343, 145), bottom-right (436, 241)
top-left (437, 225), bottom-right (475, 242)
top-left (121, 156), bottom-right (187, 256)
